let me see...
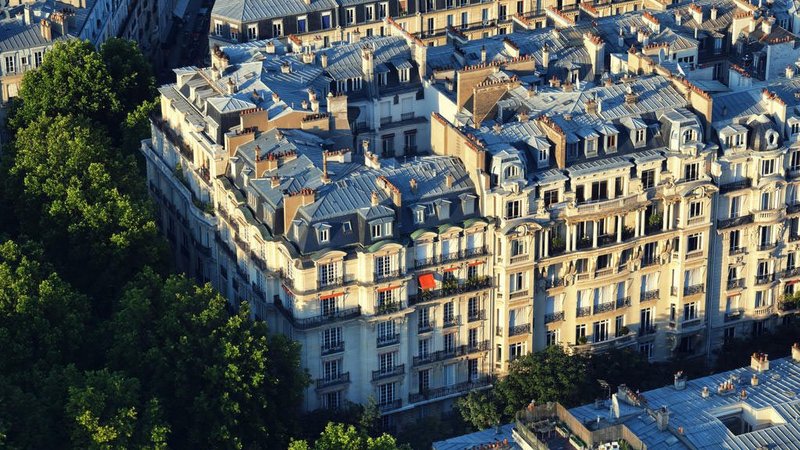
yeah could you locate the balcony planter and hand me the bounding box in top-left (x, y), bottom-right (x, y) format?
top-left (577, 336), bottom-right (588, 345)
top-left (619, 326), bottom-right (630, 336)
top-left (569, 434), bottom-right (587, 450)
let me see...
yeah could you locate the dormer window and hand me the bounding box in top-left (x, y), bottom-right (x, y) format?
top-left (371, 221), bottom-right (392, 240)
top-left (585, 137), bottom-right (598, 157)
top-left (414, 206), bottom-right (425, 224)
top-left (504, 165), bottom-right (521, 180)
top-left (792, 122), bottom-right (800, 136)
top-left (366, 5), bottom-right (374, 21)
top-left (378, 72), bottom-right (388, 86)
top-left (636, 128), bottom-right (646, 145)
top-left (460, 194), bottom-right (476, 215)
top-left (379, 2), bottom-right (388, 18)
top-left (567, 142), bottom-right (579, 159)
top-left (315, 223), bottom-right (332, 244)
top-left (371, 224), bottom-right (383, 239)
top-left (537, 147), bottom-right (549, 167)
top-left (343, 221), bottom-right (353, 234)
top-left (438, 200), bottom-right (451, 220)
top-left (682, 129), bottom-right (695, 144)
top-left (399, 68), bottom-right (410, 83)
top-left (606, 134), bottom-right (617, 153)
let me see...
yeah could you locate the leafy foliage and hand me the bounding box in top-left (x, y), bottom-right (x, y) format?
top-left (289, 423), bottom-right (410, 450)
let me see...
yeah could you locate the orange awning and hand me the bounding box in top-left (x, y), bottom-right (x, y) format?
top-left (468, 261), bottom-right (485, 267)
top-left (377, 285), bottom-right (400, 293)
top-left (418, 273), bottom-right (435, 290)
top-left (443, 266), bottom-right (458, 272)
top-left (319, 292), bottom-right (344, 300)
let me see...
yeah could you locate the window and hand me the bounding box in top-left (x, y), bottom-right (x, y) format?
top-left (443, 301), bottom-right (454, 323)
top-left (468, 327), bottom-right (478, 347)
top-left (499, 4), bottom-right (507, 20)
top-left (543, 189), bottom-right (559, 207)
top-left (366, 5), bottom-right (374, 21)
top-left (427, 17), bottom-right (434, 34)
top-left (321, 297), bottom-right (338, 316)
top-left (381, 134), bottom-right (395, 156)
top-left (546, 329), bottom-right (559, 346)
top-left (399, 68), bottom-right (410, 83)
top-left (729, 230), bottom-right (741, 252)
top-left (272, 21), bottom-right (283, 37)
top-left (297, 16), bottom-right (307, 33)
top-left (606, 134), bottom-right (617, 150)
top-left (375, 255), bottom-right (392, 277)
top-left (414, 208), bottom-right (424, 224)
top-left (761, 159), bottom-right (776, 176)
top-left (593, 319), bottom-right (609, 343)
top-left (683, 302), bottom-right (697, 320)
top-left (379, 2), bottom-right (388, 18)
top-left (468, 358), bottom-right (479, 381)
top-left (723, 326), bottom-right (735, 344)
top-left (517, 0), bottom-right (524, 14)
top-left (639, 343), bottom-right (653, 360)
top-left (689, 201), bottom-right (702, 218)
top-left (482, 8), bottom-right (489, 22)
top-left (321, 13), bottom-right (332, 29)
top-left (510, 239), bottom-right (527, 256)
top-left (730, 197), bottom-right (741, 218)
top-left (318, 228), bottom-right (329, 243)
top-left (575, 324), bottom-right (586, 342)
top-left (319, 262), bottom-right (339, 286)
top-left (418, 307), bottom-right (431, 329)
top-left (636, 128), bottom-right (646, 144)
top-left (682, 129), bottom-right (694, 143)
top-left (322, 327), bottom-right (342, 351)
top-left (33, 51), bottom-right (42, 68)
top-left (215, 21), bottom-right (223, 35)
top-left (371, 224), bottom-right (383, 239)
top-left (404, 131), bottom-right (416, 151)
top-left (641, 169), bottom-right (655, 189)
top-left (585, 138), bottom-right (597, 156)
top-left (461, 12), bottom-right (468, 29)
top-left (323, 359), bottom-right (341, 380)
top-left (443, 333), bottom-right (455, 352)
top-left (418, 368), bottom-right (430, 391)
top-left (379, 352), bottom-right (396, 373)
top-left (509, 342), bottom-right (524, 361)
top-left (4, 56), bottom-right (14, 74)
top-left (346, 8), bottom-right (355, 24)
top-left (509, 272), bottom-right (524, 293)
top-left (505, 200), bottom-right (521, 219)
top-left (684, 163), bottom-right (699, 181)
top-left (247, 25), bottom-right (258, 40)
top-left (323, 391), bottom-right (341, 409)
top-left (378, 382), bottom-right (395, 405)
top-left (377, 320), bottom-right (396, 340)
top-left (342, 221), bottom-right (352, 234)
top-left (418, 338), bottom-right (430, 357)
top-left (591, 180), bottom-right (608, 201)
top-left (791, 151), bottom-right (800, 172)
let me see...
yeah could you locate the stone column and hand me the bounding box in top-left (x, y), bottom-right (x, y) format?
top-left (617, 215), bottom-right (623, 242)
top-left (544, 229), bottom-right (550, 258)
top-left (592, 221), bottom-right (599, 248)
top-left (635, 210), bottom-right (641, 237)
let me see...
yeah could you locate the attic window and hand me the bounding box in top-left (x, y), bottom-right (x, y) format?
top-left (682, 129), bottom-right (695, 144)
top-left (318, 228), bottom-right (329, 243)
top-left (791, 122), bottom-right (800, 135)
top-left (399, 68), bottom-right (410, 83)
top-left (414, 207), bottom-right (425, 224)
top-left (505, 165), bottom-right (521, 180)
top-left (342, 221), bottom-right (352, 234)
top-left (636, 128), bottom-right (646, 145)
top-left (585, 137), bottom-right (598, 157)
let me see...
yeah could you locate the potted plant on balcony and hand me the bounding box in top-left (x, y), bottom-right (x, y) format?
top-left (577, 336), bottom-right (588, 345)
top-left (551, 235), bottom-right (566, 252)
top-left (618, 326), bottom-right (630, 337)
top-left (647, 212), bottom-right (662, 231)
top-left (443, 278), bottom-right (458, 293)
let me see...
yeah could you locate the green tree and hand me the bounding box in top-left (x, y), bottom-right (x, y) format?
top-left (289, 423), bottom-right (410, 450)
top-left (66, 369), bottom-right (169, 450)
top-left (7, 114), bottom-right (166, 301)
top-left (9, 40), bottom-right (120, 131)
top-left (107, 270), bottom-right (309, 449)
top-left (455, 390), bottom-right (503, 430)
top-left (99, 38), bottom-right (156, 114)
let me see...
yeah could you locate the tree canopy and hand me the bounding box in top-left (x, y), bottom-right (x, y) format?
top-left (288, 423), bottom-right (410, 450)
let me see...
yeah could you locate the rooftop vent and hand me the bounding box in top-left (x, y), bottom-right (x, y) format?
top-left (751, 352), bottom-right (769, 372)
top-left (792, 343), bottom-right (800, 362)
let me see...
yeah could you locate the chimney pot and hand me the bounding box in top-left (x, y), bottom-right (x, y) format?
top-left (320, 52), bottom-right (328, 68)
top-left (445, 174), bottom-right (454, 188)
top-left (40, 18), bottom-right (52, 42)
top-left (371, 191), bottom-right (380, 206)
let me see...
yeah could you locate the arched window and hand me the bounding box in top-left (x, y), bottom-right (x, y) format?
top-left (682, 129), bottom-right (694, 144)
top-left (504, 165), bottom-right (520, 179)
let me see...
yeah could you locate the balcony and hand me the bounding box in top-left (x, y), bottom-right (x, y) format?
top-left (753, 305), bottom-right (774, 317)
top-left (274, 298), bottom-right (362, 330)
top-left (729, 246), bottom-right (746, 256)
top-left (641, 256), bottom-right (658, 268)
top-left (639, 324), bottom-right (657, 335)
top-left (316, 372), bottom-right (350, 389)
top-left (757, 242), bottom-right (777, 252)
top-left (375, 301), bottom-right (403, 316)
top-left (788, 203), bottom-right (800, 214)
top-left (250, 251), bottom-right (266, 270)
top-left (724, 309), bottom-right (743, 322)
top-left (595, 266), bottom-right (614, 278)
top-left (544, 311), bottom-right (564, 324)
top-left (408, 377), bottom-right (492, 404)
top-left (686, 250), bottom-right (704, 260)
top-left (408, 277), bottom-right (492, 305)
top-left (372, 364), bottom-right (405, 381)
top-left (321, 341), bottom-right (345, 356)
top-left (509, 289), bottom-right (530, 300)
top-left (412, 340), bottom-right (490, 366)
top-left (668, 317), bottom-right (703, 332)
top-left (418, 322), bottom-right (433, 334)
top-left (784, 267), bottom-right (800, 278)
top-left (684, 284), bottom-right (704, 296)
top-left (544, 277), bottom-right (565, 289)
top-left (615, 296), bottom-right (631, 309)
top-left (441, 252), bottom-right (461, 264)
top-left (755, 274), bottom-right (775, 285)
top-left (413, 247), bottom-right (489, 271)
top-left (467, 310), bottom-right (486, 322)
top-left (573, 194), bottom-right (638, 215)
top-left (717, 214), bottom-right (754, 230)
top-left (754, 208), bottom-right (784, 223)
top-left (719, 177), bottom-right (752, 194)
top-left (779, 300), bottom-right (799, 312)
top-left (375, 269), bottom-right (403, 282)
top-left (576, 306), bottom-right (592, 317)
top-left (641, 289), bottom-right (659, 302)
top-left (594, 302), bottom-right (616, 314)
top-left (377, 333), bottom-right (400, 348)
top-left (509, 323), bottom-right (531, 336)
top-left (572, 331), bottom-right (637, 354)
top-left (319, 276), bottom-right (344, 288)
top-left (443, 315), bottom-right (460, 328)
top-left (510, 253), bottom-right (529, 265)
top-left (378, 399), bottom-right (402, 413)
top-left (727, 278), bottom-right (745, 290)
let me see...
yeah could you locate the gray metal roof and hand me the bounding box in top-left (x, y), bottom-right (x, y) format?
top-left (569, 357), bottom-right (800, 450)
top-left (211, 0), bottom-right (338, 23)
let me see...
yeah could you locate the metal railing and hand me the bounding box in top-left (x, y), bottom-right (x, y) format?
top-left (375, 269), bottom-right (402, 282)
top-left (412, 340), bottom-right (490, 366)
top-left (377, 334), bottom-right (400, 348)
top-left (509, 323), bottom-right (531, 336)
top-left (274, 298), bottom-right (361, 330)
top-left (408, 277), bottom-right (492, 305)
top-left (413, 246), bottom-right (488, 269)
top-left (684, 284), bottom-right (705, 296)
top-left (727, 278), bottom-right (745, 290)
top-left (467, 310), bottom-right (486, 322)
top-left (755, 274), bottom-right (775, 285)
top-left (719, 178), bottom-right (752, 194)
top-left (443, 315), bottom-right (460, 328)
top-left (544, 311), bottom-right (564, 323)
top-left (316, 372), bottom-right (350, 389)
top-left (372, 364), bottom-right (405, 381)
top-left (718, 214), bottom-right (754, 229)
top-left (321, 342), bottom-right (344, 355)
top-left (408, 377), bottom-right (491, 403)
top-left (641, 289), bottom-right (659, 301)
top-left (576, 306), bottom-right (592, 317)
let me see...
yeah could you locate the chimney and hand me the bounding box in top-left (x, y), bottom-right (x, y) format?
top-left (792, 343), bottom-right (800, 362)
top-left (361, 45), bottom-right (374, 81)
top-left (655, 407), bottom-right (670, 431)
top-left (302, 50), bottom-right (315, 64)
top-left (280, 62), bottom-right (292, 74)
top-left (226, 77), bottom-right (237, 95)
top-left (617, 28), bottom-right (624, 48)
top-left (788, 65), bottom-right (796, 78)
top-left (445, 174), bottom-right (454, 188)
top-left (23, 4), bottom-right (32, 25)
top-left (751, 352), bottom-right (769, 372)
top-left (541, 44), bottom-right (550, 69)
top-left (585, 97), bottom-right (598, 115)
top-left (675, 12), bottom-right (682, 26)
top-left (710, 6), bottom-right (718, 21)
top-left (689, 4), bottom-right (703, 25)
top-left (673, 371), bottom-right (687, 390)
top-left (361, 139), bottom-right (370, 154)
top-left (751, 374), bottom-right (759, 386)
top-left (481, 45), bottom-right (487, 63)
top-left (271, 176), bottom-right (281, 188)
top-left (371, 191), bottom-right (380, 206)
top-left (518, 110), bottom-right (529, 122)
top-left (303, 0), bottom-right (311, 4)
top-left (604, 74), bottom-right (613, 87)
top-left (301, 99), bottom-right (309, 110)
top-left (53, 12), bottom-right (68, 37)
top-left (409, 178), bottom-right (417, 193)
top-left (321, 152), bottom-right (330, 183)
top-left (40, 19), bottom-right (52, 42)
top-left (283, 188), bottom-right (316, 231)
top-left (320, 52), bottom-right (328, 68)
top-left (308, 90), bottom-right (320, 112)
top-left (351, 29), bottom-right (361, 44)
top-left (265, 41), bottom-right (276, 54)
top-left (624, 85), bottom-right (638, 104)
top-left (762, 17), bottom-right (774, 35)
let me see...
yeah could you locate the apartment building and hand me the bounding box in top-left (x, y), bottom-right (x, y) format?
top-left (708, 81), bottom-right (800, 348)
top-left (0, 0), bottom-right (176, 102)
